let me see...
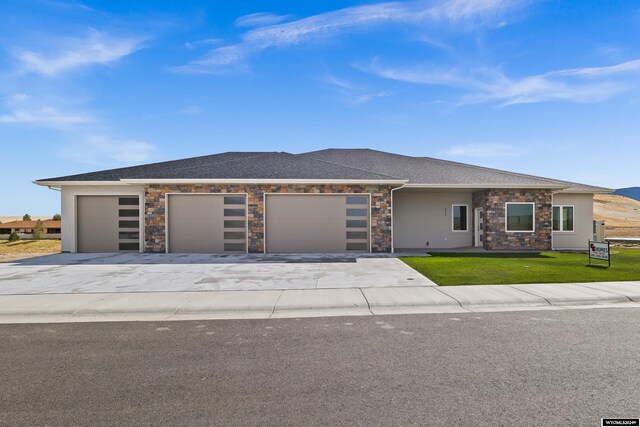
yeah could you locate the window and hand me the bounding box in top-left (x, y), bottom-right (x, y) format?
top-left (224, 243), bottom-right (245, 252)
top-left (224, 231), bottom-right (245, 240)
top-left (553, 205), bottom-right (574, 232)
top-left (224, 220), bottom-right (245, 228)
top-left (119, 232), bottom-right (139, 240)
top-left (346, 242), bottom-right (368, 251)
top-left (119, 242), bottom-right (139, 251)
top-left (119, 209), bottom-right (139, 217)
top-left (346, 208), bottom-right (367, 217)
top-left (119, 220), bottom-right (139, 229)
top-left (346, 196), bottom-right (368, 205)
top-left (224, 208), bottom-right (245, 217)
top-left (346, 220), bottom-right (367, 228)
top-left (119, 197), bottom-right (138, 206)
top-left (346, 231), bottom-right (368, 239)
top-left (224, 196), bottom-right (245, 205)
top-left (452, 205), bottom-right (468, 231)
top-left (505, 203), bottom-right (535, 232)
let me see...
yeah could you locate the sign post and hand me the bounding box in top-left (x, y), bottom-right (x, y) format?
top-left (588, 240), bottom-right (611, 267)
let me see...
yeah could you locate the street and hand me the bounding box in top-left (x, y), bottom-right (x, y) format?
top-left (1, 308), bottom-right (639, 426)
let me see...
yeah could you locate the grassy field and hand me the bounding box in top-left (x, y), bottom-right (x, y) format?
top-left (400, 249), bottom-right (640, 286)
top-left (0, 240), bottom-right (61, 261)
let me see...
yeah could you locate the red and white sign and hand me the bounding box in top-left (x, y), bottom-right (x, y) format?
top-left (589, 241), bottom-right (610, 261)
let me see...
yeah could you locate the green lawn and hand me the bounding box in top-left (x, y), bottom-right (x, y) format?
top-left (400, 249), bottom-right (640, 286)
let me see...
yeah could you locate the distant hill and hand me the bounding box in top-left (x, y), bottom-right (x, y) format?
top-left (594, 194), bottom-right (640, 237)
top-left (613, 187), bottom-right (640, 202)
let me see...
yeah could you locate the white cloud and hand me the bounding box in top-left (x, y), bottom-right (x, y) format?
top-left (14, 30), bottom-right (145, 76)
top-left (178, 105), bottom-right (203, 115)
top-left (234, 12), bottom-right (292, 28)
top-left (359, 58), bottom-right (640, 106)
top-left (0, 94), bottom-right (94, 129)
top-left (323, 74), bottom-right (393, 105)
top-left (442, 143), bottom-right (526, 158)
top-left (59, 135), bottom-right (155, 164)
top-left (183, 38), bottom-right (222, 50)
top-left (176, 0), bottom-right (526, 74)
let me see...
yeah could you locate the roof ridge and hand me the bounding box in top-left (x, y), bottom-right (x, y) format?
top-left (140, 152), bottom-right (278, 176)
top-left (296, 152), bottom-right (402, 180)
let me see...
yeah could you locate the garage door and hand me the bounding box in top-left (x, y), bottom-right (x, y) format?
top-left (167, 194), bottom-right (246, 253)
top-left (265, 194), bottom-right (369, 253)
top-left (77, 196), bottom-right (140, 253)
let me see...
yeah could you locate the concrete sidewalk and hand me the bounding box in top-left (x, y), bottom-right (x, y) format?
top-left (1, 281), bottom-right (639, 323)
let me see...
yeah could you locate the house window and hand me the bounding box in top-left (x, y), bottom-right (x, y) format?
top-left (452, 205), bottom-right (468, 231)
top-left (552, 205), bottom-right (574, 232)
top-left (505, 202), bottom-right (535, 232)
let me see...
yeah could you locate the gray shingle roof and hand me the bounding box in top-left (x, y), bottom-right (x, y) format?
top-left (38, 152), bottom-right (397, 182)
top-left (37, 148), bottom-right (611, 192)
top-left (302, 149), bottom-right (611, 192)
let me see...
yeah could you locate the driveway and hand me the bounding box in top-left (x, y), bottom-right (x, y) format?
top-left (0, 253), bottom-right (435, 294)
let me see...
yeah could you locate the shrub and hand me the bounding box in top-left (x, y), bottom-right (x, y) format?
top-left (52, 214), bottom-right (62, 220)
top-left (8, 231), bottom-right (19, 242)
top-left (32, 220), bottom-right (45, 240)
top-left (22, 214), bottom-right (31, 221)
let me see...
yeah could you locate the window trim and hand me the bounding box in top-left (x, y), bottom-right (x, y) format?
top-left (505, 202), bottom-right (535, 233)
top-left (451, 204), bottom-right (469, 232)
top-left (552, 204), bottom-right (575, 233)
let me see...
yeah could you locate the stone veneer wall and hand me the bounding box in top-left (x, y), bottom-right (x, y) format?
top-left (145, 184), bottom-right (394, 253)
top-left (472, 189), bottom-right (552, 250)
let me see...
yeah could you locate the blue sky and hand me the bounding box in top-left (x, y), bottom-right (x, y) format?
top-left (1, 0), bottom-right (639, 215)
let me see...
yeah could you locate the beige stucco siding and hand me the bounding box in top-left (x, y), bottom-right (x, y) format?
top-left (552, 193), bottom-right (594, 250)
top-left (393, 190), bottom-right (473, 250)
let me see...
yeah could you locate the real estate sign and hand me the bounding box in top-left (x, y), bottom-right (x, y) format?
top-left (589, 240), bottom-right (611, 266)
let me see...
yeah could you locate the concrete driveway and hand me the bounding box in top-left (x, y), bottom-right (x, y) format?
top-left (0, 253), bottom-right (435, 294)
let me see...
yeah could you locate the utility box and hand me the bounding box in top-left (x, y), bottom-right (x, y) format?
top-left (593, 219), bottom-right (605, 242)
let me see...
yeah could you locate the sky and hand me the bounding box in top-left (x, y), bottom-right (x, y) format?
top-left (0, 0), bottom-right (639, 215)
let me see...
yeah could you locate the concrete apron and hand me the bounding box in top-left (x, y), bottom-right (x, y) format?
top-left (1, 281), bottom-right (639, 324)
top-left (0, 254), bottom-right (435, 294)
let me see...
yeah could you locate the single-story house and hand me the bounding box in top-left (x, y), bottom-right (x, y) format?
top-left (0, 220), bottom-right (62, 239)
top-left (34, 149), bottom-right (611, 254)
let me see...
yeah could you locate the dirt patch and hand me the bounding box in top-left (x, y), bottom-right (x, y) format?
top-left (594, 194), bottom-right (640, 238)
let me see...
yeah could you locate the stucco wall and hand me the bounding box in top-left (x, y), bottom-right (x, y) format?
top-left (145, 184), bottom-right (394, 253)
top-left (473, 189), bottom-right (553, 250)
top-left (393, 190), bottom-right (473, 250)
top-left (551, 193), bottom-right (594, 250)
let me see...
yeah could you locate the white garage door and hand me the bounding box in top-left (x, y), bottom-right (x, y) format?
top-left (265, 194), bottom-right (369, 253)
top-left (167, 194), bottom-right (246, 253)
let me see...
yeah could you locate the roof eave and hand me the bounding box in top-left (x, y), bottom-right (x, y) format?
top-left (35, 178), bottom-right (408, 186)
top-left (402, 183), bottom-right (568, 189)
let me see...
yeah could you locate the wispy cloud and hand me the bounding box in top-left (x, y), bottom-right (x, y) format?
top-left (442, 143), bottom-right (526, 158)
top-left (178, 105), bottom-right (203, 115)
top-left (0, 93), bottom-right (94, 129)
top-left (183, 38), bottom-right (222, 50)
top-left (175, 0), bottom-right (526, 74)
top-left (14, 29), bottom-right (145, 76)
top-left (59, 135), bottom-right (155, 164)
top-left (323, 74), bottom-right (393, 105)
top-left (359, 58), bottom-right (640, 106)
top-left (234, 12), bottom-right (292, 28)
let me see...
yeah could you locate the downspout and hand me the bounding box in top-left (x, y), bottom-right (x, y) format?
top-left (47, 186), bottom-right (61, 192)
top-left (390, 183), bottom-right (408, 253)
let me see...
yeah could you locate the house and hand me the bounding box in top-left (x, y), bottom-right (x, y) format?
top-left (34, 149), bottom-right (610, 254)
top-left (0, 219), bottom-right (62, 239)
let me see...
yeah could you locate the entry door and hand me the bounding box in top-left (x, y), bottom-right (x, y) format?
top-left (474, 208), bottom-right (484, 247)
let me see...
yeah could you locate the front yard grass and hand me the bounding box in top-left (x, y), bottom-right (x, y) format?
top-left (400, 249), bottom-right (640, 286)
top-left (0, 240), bottom-right (61, 261)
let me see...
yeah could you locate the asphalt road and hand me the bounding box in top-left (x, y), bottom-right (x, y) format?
top-left (1, 308), bottom-right (639, 426)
